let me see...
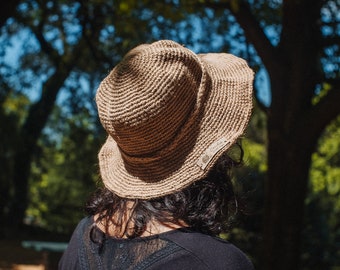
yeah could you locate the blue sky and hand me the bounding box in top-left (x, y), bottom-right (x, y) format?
top-left (2, 24), bottom-right (272, 108)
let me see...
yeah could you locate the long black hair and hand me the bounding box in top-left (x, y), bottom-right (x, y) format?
top-left (86, 145), bottom-right (244, 239)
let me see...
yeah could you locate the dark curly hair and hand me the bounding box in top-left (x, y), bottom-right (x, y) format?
top-left (85, 145), bottom-right (244, 240)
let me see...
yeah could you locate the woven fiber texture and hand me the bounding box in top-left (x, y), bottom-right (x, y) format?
top-left (96, 40), bottom-right (254, 199)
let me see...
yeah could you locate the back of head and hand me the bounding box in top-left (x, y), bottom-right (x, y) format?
top-left (95, 40), bottom-right (254, 199)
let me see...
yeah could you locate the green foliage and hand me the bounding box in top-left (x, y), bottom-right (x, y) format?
top-left (1, 1), bottom-right (340, 270)
top-left (0, 91), bottom-right (30, 220)
top-left (243, 105), bottom-right (268, 172)
top-left (26, 105), bottom-right (102, 233)
top-left (302, 115), bottom-right (340, 268)
top-left (224, 107), bottom-right (267, 267)
top-left (227, 136), bottom-right (266, 267)
top-left (310, 115), bottom-right (340, 210)
top-left (0, 0), bottom-right (198, 227)
top-left (312, 83), bottom-right (332, 105)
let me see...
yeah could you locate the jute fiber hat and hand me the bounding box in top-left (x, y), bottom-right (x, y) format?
top-left (96, 40), bottom-right (254, 199)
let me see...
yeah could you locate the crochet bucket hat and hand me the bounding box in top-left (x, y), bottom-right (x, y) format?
top-left (96, 40), bottom-right (254, 199)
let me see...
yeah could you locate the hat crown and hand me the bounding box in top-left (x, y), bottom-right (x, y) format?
top-left (96, 40), bottom-right (254, 199)
top-left (96, 40), bottom-right (203, 156)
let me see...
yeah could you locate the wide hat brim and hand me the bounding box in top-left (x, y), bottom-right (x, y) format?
top-left (97, 41), bottom-right (254, 199)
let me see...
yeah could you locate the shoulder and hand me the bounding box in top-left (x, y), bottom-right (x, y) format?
top-left (59, 216), bottom-right (93, 270)
top-left (163, 229), bottom-right (254, 270)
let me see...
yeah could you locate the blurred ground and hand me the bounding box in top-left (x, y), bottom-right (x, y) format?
top-left (0, 239), bottom-right (44, 270)
top-left (0, 225), bottom-right (69, 270)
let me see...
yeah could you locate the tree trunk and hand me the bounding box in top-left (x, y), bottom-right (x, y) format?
top-left (261, 44), bottom-right (320, 269)
top-left (5, 11), bottom-right (85, 225)
top-left (8, 140), bottom-right (32, 227)
top-left (210, 1), bottom-right (340, 269)
top-left (263, 126), bottom-right (315, 270)
top-left (0, 111), bottom-right (19, 230)
top-left (260, 1), bottom-right (326, 268)
top-left (8, 66), bottom-right (72, 227)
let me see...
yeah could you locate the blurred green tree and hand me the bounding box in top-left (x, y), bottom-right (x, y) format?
top-left (185, 2), bottom-right (339, 269)
top-left (27, 104), bottom-right (102, 233)
top-left (0, 0), bottom-right (187, 228)
top-left (1, 1), bottom-right (339, 270)
top-left (302, 115), bottom-right (340, 269)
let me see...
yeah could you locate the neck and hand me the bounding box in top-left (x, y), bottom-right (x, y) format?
top-left (94, 213), bottom-right (186, 238)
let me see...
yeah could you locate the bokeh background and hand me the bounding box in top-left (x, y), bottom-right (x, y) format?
top-left (0, 1), bottom-right (339, 269)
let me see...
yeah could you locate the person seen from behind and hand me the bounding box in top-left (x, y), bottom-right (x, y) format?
top-left (59, 40), bottom-right (255, 269)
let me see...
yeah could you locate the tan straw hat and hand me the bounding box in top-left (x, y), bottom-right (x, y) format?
top-left (96, 40), bottom-right (254, 199)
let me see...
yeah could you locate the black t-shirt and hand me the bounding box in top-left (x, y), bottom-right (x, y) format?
top-left (59, 216), bottom-right (254, 270)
